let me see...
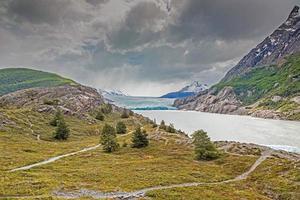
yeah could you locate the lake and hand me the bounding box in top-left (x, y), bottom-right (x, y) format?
top-left (136, 110), bottom-right (300, 153)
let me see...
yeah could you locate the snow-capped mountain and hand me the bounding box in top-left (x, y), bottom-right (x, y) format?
top-left (179, 81), bottom-right (209, 93)
top-left (161, 81), bottom-right (208, 99)
top-left (99, 89), bottom-right (128, 97)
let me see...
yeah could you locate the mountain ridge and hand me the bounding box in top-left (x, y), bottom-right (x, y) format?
top-left (174, 6), bottom-right (300, 120)
top-left (222, 5), bottom-right (300, 81)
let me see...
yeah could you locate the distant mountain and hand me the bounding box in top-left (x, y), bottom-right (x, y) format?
top-left (0, 68), bottom-right (77, 96)
top-left (175, 6), bottom-right (300, 121)
top-left (100, 89), bottom-right (128, 97)
top-left (161, 81), bottom-right (208, 98)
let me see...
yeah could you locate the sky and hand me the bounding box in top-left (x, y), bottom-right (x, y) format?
top-left (0, 0), bottom-right (299, 96)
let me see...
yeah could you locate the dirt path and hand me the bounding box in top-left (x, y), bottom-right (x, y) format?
top-left (53, 150), bottom-right (272, 199)
top-left (9, 127), bottom-right (139, 172)
top-left (10, 144), bottom-right (101, 172)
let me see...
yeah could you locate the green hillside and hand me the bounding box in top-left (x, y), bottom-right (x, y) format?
top-left (0, 68), bottom-right (77, 96)
top-left (213, 55), bottom-right (300, 105)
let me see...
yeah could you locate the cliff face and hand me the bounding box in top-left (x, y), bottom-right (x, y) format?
top-left (223, 6), bottom-right (300, 81)
top-left (174, 87), bottom-right (245, 114)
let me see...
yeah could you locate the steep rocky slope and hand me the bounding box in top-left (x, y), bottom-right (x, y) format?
top-left (175, 6), bottom-right (300, 120)
top-left (223, 6), bottom-right (300, 81)
top-left (174, 87), bottom-right (245, 114)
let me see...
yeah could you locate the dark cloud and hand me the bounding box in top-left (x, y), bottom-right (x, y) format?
top-left (8, 0), bottom-right (70, 24)
top-left (106, 1), bottom-right (167, 51)
top-left (86, 0), bottom-right (109, 6)
top-left (168, 0), bottom-right (298, 42)
top-left (0, 0), bottom-right (299, 95)
top-left (7, 0), bottom-right (93, 25)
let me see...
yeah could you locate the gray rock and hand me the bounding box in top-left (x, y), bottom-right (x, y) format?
top-left (291, 96), bottom-right (300, 104)
top-left (271, 96), bottom-right (282, 102)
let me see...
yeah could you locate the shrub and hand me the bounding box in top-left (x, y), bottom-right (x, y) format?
top-left (151, 118), bottom-right (158, 128)
top-left (121, 109), bottom-right (129, 118)
top-left (116, 121), bottom-right (127, 134)
top-left (95, 112), bottom-right (105, 121)
top-left (166, 123), bottom-right (176, 133)
top-left (192, 130), bottom-right (219, 161)
top-left (53, 116), bottom-right (70, 140)
top-left (129, 110), bottom-right (134, 116)
top-left (100, 104), bottom-right (113, 114)
top-left (159, 120), bottom-right (166, 130)
top-left (131, 126), bottom-right (149, 148)
top-left (100, 124), bottom-right (119, 153)
top-left (50, 110), bottom-right (63, 126)
top-left (43, 98), bottom-right (59, 106)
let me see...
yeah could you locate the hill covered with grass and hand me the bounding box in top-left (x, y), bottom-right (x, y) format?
top-left (0, 68), bottom-right (77, 96)
top-left (214, 55), bottom-right (300, 105)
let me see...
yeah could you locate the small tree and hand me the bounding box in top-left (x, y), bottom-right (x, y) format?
top-left (159, 120), bottom-right (166, 130)
top-left (95, 111), bottom-right (105, 121)
top-left (166, 123), bottom-right (176, 133)
top-left (131, 126), bottom-right (149, 148)
top-left (151, 118), bottom-right (158, 128)
top-left (53, 117), bottom-right (70, 140)
top-left (121, 109), bottom-right (129, 118)
top-left (50, 110), bottom-right (63, 126)
top-left (100, 124), bottom-right (119, 152)
top-left (116, 121), bottom-right (127, 134)
top-left (100, 104), bottom-right (112, 114)
top-left (192, 130), bottom-right (219, 161)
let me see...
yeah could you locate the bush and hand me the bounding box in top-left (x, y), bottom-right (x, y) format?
top-left (131, 126), bottom-right (149, 148)
top-left (121, 109), bottom-right (129, 118)
top-left (95, 112), bottom-right (105, 121)
top-left (100, 124), bottom-right (119, 153)
top-left (192, 130), bottom-right (219, 161)
top-left (159, 120), bottom-right (166, 130)
top-left (151, 118), bottom-right (158, 128)
top-left (100, 104), bottom-right (112, 114)
top-left (53, 116), bottom-right (70, 140)
top-left (166, 123), bottom-right (176, 133)
top-left (43, 98), bottom-right (59, 106)
top-left (116, 121), bottom-right (127, 134)
top-left (50, 110), bottom-right (63, 126)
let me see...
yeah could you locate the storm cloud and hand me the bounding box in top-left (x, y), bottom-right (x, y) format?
top-left (0, 0), bottom-right (298, 96)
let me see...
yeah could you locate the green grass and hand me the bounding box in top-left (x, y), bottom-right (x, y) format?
top-left (0, 108), bottom-right (299, 199)
top-left (0, 68), bottom-right (77, 96)
top-left (214, 55), bottom-right (300, 105)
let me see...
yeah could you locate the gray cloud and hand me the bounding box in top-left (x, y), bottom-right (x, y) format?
top-left (0, 0), bottom-right (298, 96)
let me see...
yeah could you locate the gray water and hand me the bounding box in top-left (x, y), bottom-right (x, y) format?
top-left (136, 110), bottom-right (300, 153)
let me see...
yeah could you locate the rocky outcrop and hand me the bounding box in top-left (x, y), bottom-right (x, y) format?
top-left (174, 87), bottom-right (246, 114)
top-left (0, 85), bottom-right (105, 117)
top-left (249, 110), bottom-right (283, 120)
top-left (291, 96), bottom-right (300, 104)
top-left (223, 5), bottom-right (300, 81)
